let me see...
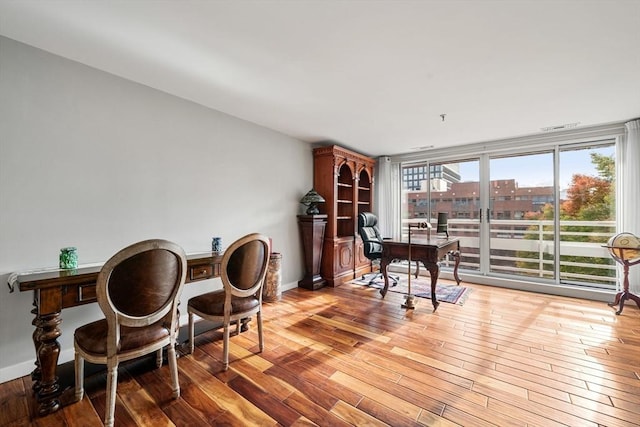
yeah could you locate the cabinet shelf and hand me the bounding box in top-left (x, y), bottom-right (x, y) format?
top-left (337, 199), bottom-right (353, 204)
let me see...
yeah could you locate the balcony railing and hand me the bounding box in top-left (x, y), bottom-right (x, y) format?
top-left (402, 219), bottom-right (617, 290)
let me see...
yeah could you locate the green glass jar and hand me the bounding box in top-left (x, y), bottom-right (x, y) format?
top-left (59, 247), bottom-right (78, 269)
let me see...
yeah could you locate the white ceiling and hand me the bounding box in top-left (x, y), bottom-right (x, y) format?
top-left (1, 0), bottom-right (639, 157)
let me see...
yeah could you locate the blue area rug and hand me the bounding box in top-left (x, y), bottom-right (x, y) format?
top-left (351, 273), bottom-right (471, 305)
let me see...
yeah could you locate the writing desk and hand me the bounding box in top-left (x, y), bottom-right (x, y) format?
top-left (379, 238), bottom-right (461, 311)
top-left (7, 252), bottom-right (222, 416)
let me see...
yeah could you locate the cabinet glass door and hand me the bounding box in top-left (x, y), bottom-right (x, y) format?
top-left (357, 169), bottom-right (372, 218)
top-left (337, 163), bottom-right (354, 237)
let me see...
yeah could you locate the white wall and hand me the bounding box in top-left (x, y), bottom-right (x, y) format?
top-left (0, 36), bottom-right (312, 382)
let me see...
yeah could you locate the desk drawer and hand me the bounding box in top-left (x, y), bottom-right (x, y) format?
top-left (78, 284), bottom-right (97, 302)
top-left (189, 264), bottom-right (215, 281)
top-left (62, 283), bottom-right (97, 308)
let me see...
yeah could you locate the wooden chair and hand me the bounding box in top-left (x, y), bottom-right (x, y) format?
top-left (187, 233), bottom-right (270, 370)
top-left (74, 239), bottom-right (187, 427)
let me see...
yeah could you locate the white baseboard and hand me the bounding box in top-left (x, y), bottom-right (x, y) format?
top-left (0, 359), bottom-right (35, 384)
top-left (0, 348), bottom-right (75, 384)
top-left (281, 280), bottom-right (297, 292)
top-left (388, 264), bottom-right (613, 302)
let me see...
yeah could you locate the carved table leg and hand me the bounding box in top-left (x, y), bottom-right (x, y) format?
top-left (608, 291), bottom-right (624, 314)
top-left (608, 290), bottom-right (622, 307)
top-left (450, 250), bottom-right (461, 285)
top-left (30, 300), bottom-right (42, 392)
top-left (380, 257), bottom-right (390, 298)
top-left (426, 262), bottom-right (440, 312)
top-left (628, 292), bottom-right (640, 311)
top-left (616, 292), bottom-right (628, 315)
top-left (609, 291), bottom-right (640, 315)
top-left (34, 311), bottom-right (62, 415)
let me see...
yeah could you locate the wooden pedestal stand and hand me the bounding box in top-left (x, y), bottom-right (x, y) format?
top-left (605, 245), bottom-right (640, 315)
top-left (298, 214), bottom-right (327, 290)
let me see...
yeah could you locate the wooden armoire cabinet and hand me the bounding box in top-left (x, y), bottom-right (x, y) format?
top-left (313, 145), bottom-right (375, 286)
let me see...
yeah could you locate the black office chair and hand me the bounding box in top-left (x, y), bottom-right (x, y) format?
top-left (358, 212), bottom-right (398, 286)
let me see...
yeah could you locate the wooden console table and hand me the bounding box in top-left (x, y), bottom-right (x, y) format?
top-left (379, 238), bottom-right (461, 312)
top-left (7, 252), bottom-right (222, 416)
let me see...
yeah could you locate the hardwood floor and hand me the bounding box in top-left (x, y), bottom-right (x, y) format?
top-left (2, 278), bottom-right (639, 426)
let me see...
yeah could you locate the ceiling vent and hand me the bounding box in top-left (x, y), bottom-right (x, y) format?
top-left (541, 122), bottom-right (580, 132)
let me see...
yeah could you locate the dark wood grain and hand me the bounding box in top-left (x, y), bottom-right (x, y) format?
top-left (162, 399), bottom-right (210, 427)
top-left (0, 379), bottom-right (29, 425)
top-left (227, 374), bottom-right (301, 425)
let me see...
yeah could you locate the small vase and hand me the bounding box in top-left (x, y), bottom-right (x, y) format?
top-left (59, 247), bottom-right (78, 269)
top-left (212, 237), bottom-right (223, 253)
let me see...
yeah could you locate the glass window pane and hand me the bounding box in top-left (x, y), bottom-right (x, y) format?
top-left (489, 152), bottom-right (555, 279)
top-left (402, 160), bottom-right (480, 272)
top-left (559, 145), bottom-right (616, 289)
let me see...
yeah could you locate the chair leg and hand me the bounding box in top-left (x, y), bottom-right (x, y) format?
top-left (222, 323), bottom-right (230, 370)
top-left (188, 311), bottom-right (194, 354)
top-left (257, 311), bottom-right (264, 352)
top-left (167, 344), bottom-right (180, 399)
top-left (74, 351), bottom-right (84, 401)
top-left (104, 361), bottom-right (118, 427)
top-left (364, 270), bottom-right (389, 285)
top-left (156, 348), bottom-right (163, 368)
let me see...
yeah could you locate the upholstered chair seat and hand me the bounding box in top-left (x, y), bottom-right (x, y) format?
top-left (74, 318), bottom-right (172, 357)
top-left (188, 233), bottom-right (270, 370)
top-left (188, 290), bottom-right (260, 316)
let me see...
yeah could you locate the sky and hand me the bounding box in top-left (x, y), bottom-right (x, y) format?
top-left (457, 145), bottom-right (614, 190)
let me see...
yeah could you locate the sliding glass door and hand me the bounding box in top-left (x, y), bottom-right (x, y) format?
top-left (558, 144), bottom-right (616, 288)
top-left (401, 159), bottom-right (480, 271)
top-left (398, 140), bottom-right (617, 290)
top-left (488, 152), bottom-right (555, 279)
